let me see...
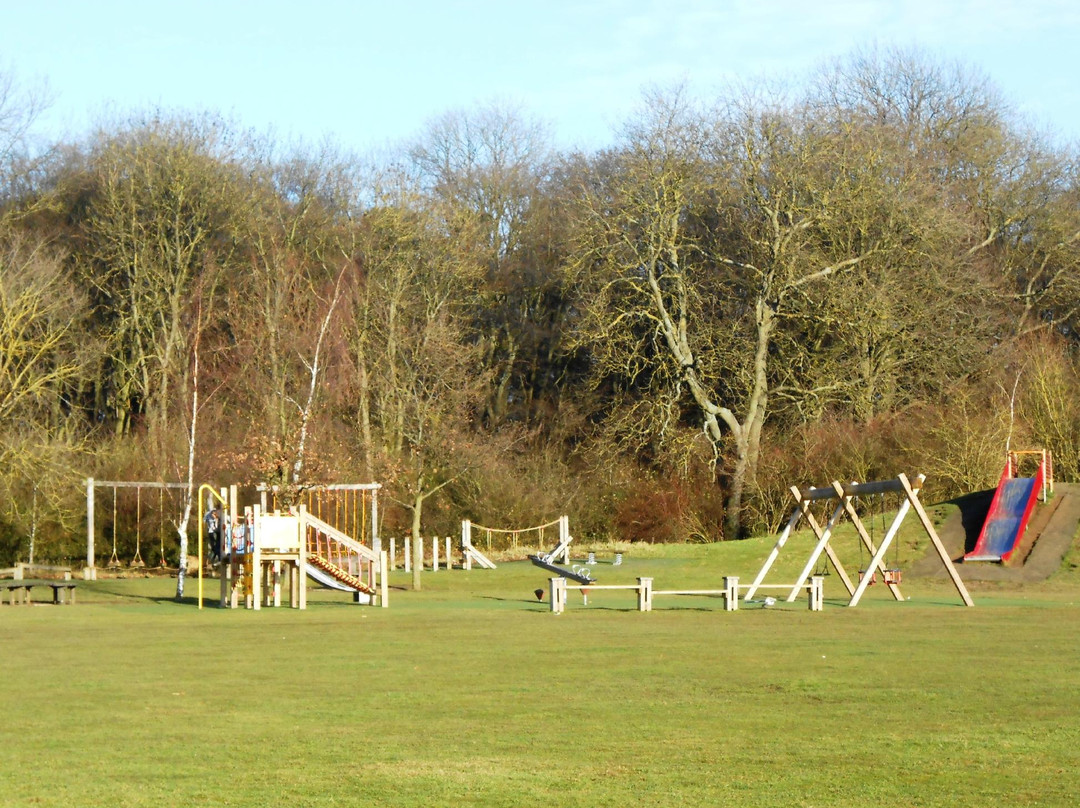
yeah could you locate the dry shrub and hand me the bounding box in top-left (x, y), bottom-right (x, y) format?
top-left (614, 483), bottom-right (686, 544)
top-left (611, 472), bottom-right (726, 543)
top-left (900, 383), bottom-right (1017, 502)
top-left (746, 416), bottom-right (902, 534)
top-left (446, 433), bottom-right (599, 548)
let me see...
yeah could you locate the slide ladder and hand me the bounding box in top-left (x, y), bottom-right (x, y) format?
top-left (965, 453), bottom-right (1048, 563)
top-left (303, 512), bottom-right (378, 595)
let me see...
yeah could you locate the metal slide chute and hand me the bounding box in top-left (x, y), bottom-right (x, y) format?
top-left (965, 452), bottom-right (1049, 563)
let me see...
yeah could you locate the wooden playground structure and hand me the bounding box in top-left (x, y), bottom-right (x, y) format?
top-left (546, 575), bottom-right (825, 613)
top-left (199, 483), bottom-right (388, 611)
top-left (83, 477), bottom-right (389, 610)
top-left (260, 483), bottom-right (381, 552)
top-left (545, 473), bottom-right (972, 613)
top-left (83, 479), bottom-right (188, 578)
top-left (746, 473), bottom-right (973, 608)
top-left (461, 515), bottom-right (572, 570)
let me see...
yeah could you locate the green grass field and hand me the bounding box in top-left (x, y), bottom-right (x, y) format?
top-left (3, 521), bottom-right (1079, 807)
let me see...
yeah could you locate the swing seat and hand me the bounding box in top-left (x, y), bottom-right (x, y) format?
top-left (858, 569), bottom-right (877, 585)
top-left (883, 568), bottom-right (902, 585)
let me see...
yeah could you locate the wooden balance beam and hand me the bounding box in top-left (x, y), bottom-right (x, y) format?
top-left (546, 575), bottom-right (824, 613)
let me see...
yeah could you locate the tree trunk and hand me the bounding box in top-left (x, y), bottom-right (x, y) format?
top-left (410, 492), bottom-right (424, 591)
top-left (725, 437), bottom-right (750, 541)
top-left (356, 351), bottom-right (374, 480)
top-left (175, 312), bottom-right (201, 600)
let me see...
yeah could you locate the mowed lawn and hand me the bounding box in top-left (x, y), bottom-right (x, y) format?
top-left (2, 528), bottom-right (1079, 808)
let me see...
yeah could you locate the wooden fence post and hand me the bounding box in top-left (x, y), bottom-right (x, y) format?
top-left (550, 577), bottom-right (566, 614)
top-left (809, 575), bottom-right (823, 611)
top-left (723, 576), bottom-right (739, 611)
top-left (380, 550), bottom-right (389, 608)
top-left (637, 577), bottom-right (653, 612)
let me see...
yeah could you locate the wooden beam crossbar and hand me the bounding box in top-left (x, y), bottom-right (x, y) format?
top-left (796, 477), bottom-right (922, 501)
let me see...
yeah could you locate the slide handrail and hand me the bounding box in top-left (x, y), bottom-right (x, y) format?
top-left (301, 510), bottom-right (379, 595)
top-left (302, 512), bottom-right (379, 563)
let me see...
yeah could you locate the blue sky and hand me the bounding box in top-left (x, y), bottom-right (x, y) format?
top-left (3, 0), bottom-right (1078, 153)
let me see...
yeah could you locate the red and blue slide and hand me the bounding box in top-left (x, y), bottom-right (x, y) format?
top-left (965, 454), bottom-right (1047, 563)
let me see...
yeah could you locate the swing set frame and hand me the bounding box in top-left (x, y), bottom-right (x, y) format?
top-left (746, 473), bottom-right (973, 608)
top-left (84, 478), bottom-right (188, 579)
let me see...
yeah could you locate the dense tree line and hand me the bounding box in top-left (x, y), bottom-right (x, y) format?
top-left (2, 47), bottom-right (1079, 566)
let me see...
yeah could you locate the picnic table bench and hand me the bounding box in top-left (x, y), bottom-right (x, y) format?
top-left (0, 579), bottom-right (78, 605)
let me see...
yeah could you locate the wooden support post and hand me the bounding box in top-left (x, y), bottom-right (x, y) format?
top-left (809, 576), bottom-right (824, 611)
top-left (220, 551), bottom-right (230, 608)
top-left (404, 537), bottom-right (411, 572)
top-left (848, 490), bottom-right (912, 607)
top-left (379, 550), bottom-right (389, 608)
top-left (432, 536), bottom-right (439, 571)
top-left (723, 576), bottom-right (739, 611)
top-left (389, 538), bottom-right (396, 570)
top-left (445, 537), bottom-right (451, 570)
top-left (550, 577), bottom-right (566, 614)
top-left (230, 567), bottom-right (239, 609)
top-left (637, 577), bottom-right (653, 612)
top-left (251, 538), bottom-right (261, 610)
top-left (85, 478), bottom-right (96, 579)
top-left (787, 498), bottom-right (848, 602)
top-left (370, 487), bottom-right (380, 556)
top-left (288, 561), bottom-right (298, 608)
top-left (900, 473), bottom-right (974, 607)
top-left (297, 516), bottom-right (307, 610)
top-left (744, 501), bottom-right (802, 600)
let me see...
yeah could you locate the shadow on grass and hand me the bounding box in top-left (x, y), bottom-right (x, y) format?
top-left (480, 595), bottom-right (548, 605)
top-left (84, 582), bottom-right (165, 604)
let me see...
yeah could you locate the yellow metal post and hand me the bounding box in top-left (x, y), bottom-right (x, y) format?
top-left (197, 484), bottom-right (228, 610)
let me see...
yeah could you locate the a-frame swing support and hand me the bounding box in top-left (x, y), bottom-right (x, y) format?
top-left (746, 473), bottom-right (973, 608)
